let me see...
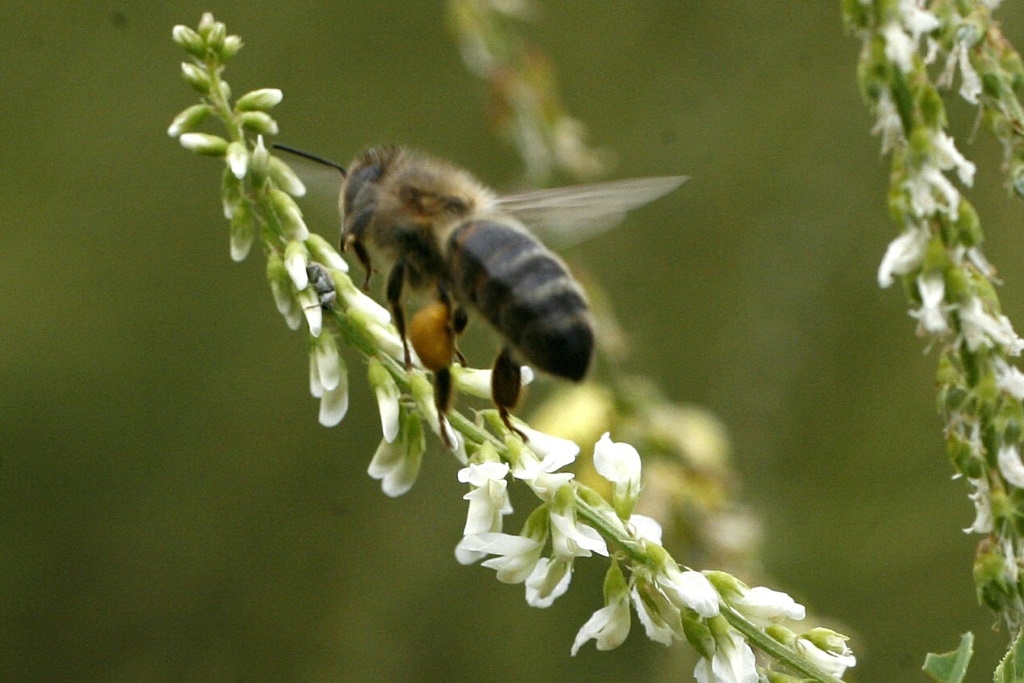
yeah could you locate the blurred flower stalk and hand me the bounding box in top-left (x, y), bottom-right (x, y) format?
top-left (846, 0), bottom-right (1024, 674)
top-left (447, 0), bottom-right (611, 184)
top-left (170, 13), bottom-right (854, 681)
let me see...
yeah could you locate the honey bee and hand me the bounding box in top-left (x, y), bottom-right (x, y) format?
top-left (277, 144), bottom-right (685, 445)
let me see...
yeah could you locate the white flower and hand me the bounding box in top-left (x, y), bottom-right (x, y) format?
top-left (657, 566), bottom-right (720, 618)
top-left (882, 22), bottom-right (916, 73)
top-left (317, 382), bottom-right (349, 427)
top-left (731, 586), bottom-right (806, 626)
top-left (571, 593), bottom-right (631, 655)
top-left (959, 297), bottom-right (1024, 355)
top-left (794, 630), bottom-right (857, 678)
top-left (453, 366), bottom-right (534, 399)
top-left (898, 0), bottom-right (940, 43)
top-left (694, 627), bottom-right (758, 683)
top-left (957, 43), bottom-right (982, 103)
top-left (549, 486), bottom-right (608, 559)
top-left (512, 429), bottom-right (579, 499)
top-left (457, 461), bottom-right (513, 555)
top-left (878, 226), bottom-right (929, 288)
top-left (458, 531), bottom-right (545, 580)
top-left (966, 247), bottom-right (997, 281)
top-left (525, 556), bottom-right (573, 608)
top-left (629, 514), bottom-right (664, 545)
top-left (310, 343), bottom-right (348, 427)
top-left (932, 131), bottom-right (975, 186)
top-left (906, 164), bottom-right (960, 218)
top-left (367, 358), bottom-right (400, 443)
top-left (871, 88), bottom-right (905, 154)
top-left (964, 477), bottom-right (994, 534)
top-left (995, 358), bottom-right (1024, 400)
top-left (367, 417), bottom-right (423, 498)
top-left (284, 246), bottom-right (310, 290)
top-left (336, 277), bottom-right (391, 325)
top-left (269, 265), bottom-right (302, 329)
top-left (910, 272), bottom-right (949, 334)
top-left (229, 218), bottom-right (254, 262)
top-left (225, 140), bottom-right (248, 180)
top-left (631, 583), bottom-right (679, 646)
top-left (310, 334), bottom-right (341, 392)
top-left (998, 444), bottom-right (1024, 488)
top-left (593, 433), bottom-right (641, 490)
top-left (295, 288), bottom-right (322, 337)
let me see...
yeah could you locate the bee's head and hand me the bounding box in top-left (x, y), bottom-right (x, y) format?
top-left (341, 146), bottom-right (405, 219)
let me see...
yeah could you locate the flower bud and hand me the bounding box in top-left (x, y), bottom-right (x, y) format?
top-left (284, 240), bottom-right (311, 289)
top-left (178, 132), bottom-right (228, 156)
top-left (180, 62), bottom-right (212, 93)
top-left (167, 104), bottom-right (212, 137)
top-left (270, 188), bottom-right (310, 240)
top-left (225, 141), bottom-right (248, 179)
top-left (268, 155), bottom-right (306, 198)
top-left (228, 200), bottom-right (254, 262)
top-left (196, 13), bottom-right (218, 39)
top-left (236, 88), bottom-right (284, 112)
top-left (171, 25), bottom-right (205, 56)
top-left (239, 111), bottom-right (279, 136)
top-left (219, 35), bottom-right (243, 60)
top-left (305, 234), bottom-right (348, 272)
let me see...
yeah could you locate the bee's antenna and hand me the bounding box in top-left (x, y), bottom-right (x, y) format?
top-left (273, 144), bottom-right (347, 178)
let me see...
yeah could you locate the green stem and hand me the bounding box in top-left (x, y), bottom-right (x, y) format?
top-left (718, 601), bottom-right (844, 683)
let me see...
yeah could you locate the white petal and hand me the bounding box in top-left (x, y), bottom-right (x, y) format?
top-left (878, 227), bottom-right (928, 288)
top-left (458, 461), bottom-right (510, 487)
top-left (313, 336), bottom-right (341, 392)
top-left (630, 586), bottom-right (676, 646)
top-left (285, 251), bottom-right (309, 290)
top-left (995, 359), bottom-right (1024, 399)
top-left (629, 514), bottom-right (663, 544)
top-left (593, 432), bottom-right (641, 484)
top-left (525, 557), bottom-right (573, 608)
top-left (318, 371), bottom-right (349, 426)
top-left (999, 445), bottom-right (1024, 488)
top-left (230, 227), bottom-right (254, 262)
top-left (660, 568), bottom-right (720, 618)
top-left (733, 586), bottom-right (806, 625)
top-left (375, 386), bottom-right (400, 443)
top-left (571, 599), bottom-right (631, 655)
top-left (367, 436), bottom-right (422, 498)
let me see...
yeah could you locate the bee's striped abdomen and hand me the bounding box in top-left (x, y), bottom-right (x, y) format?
top-left (448, 219), bottom-right (593, 381)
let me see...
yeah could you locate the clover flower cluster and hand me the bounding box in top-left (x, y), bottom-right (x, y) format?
top-left (171, 14), bottom-right (855, 681)
top-left (846, 0), bottom-right (1024, 633)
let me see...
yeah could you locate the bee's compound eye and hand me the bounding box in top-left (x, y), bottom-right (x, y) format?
top-left (343, 163), bottom-right (384, 216)
top-left (408, 301), bottom-right (454, 372)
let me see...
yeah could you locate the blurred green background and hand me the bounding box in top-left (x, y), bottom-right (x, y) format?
top-left (3, 2), bottom-right (1023, 680)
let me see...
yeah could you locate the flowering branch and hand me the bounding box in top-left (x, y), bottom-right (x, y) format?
top-left (170, 13), bottom-right (855, 681)
top-left (845, 0), bottom-right (1024, 674)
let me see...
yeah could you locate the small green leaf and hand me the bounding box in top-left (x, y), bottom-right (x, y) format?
top-left (995, 630), bottom-right (1024, 683)
top-left (922, 632), bottom-right (973, 683)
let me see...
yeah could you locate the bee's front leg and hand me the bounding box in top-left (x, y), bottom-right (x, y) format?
top-left (342, 232), bottom-right (373, 291)
top-left (385, 259), bottom-right (412, 368)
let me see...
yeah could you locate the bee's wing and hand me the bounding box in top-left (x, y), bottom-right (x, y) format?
top-left (494, 175), bottom-right (687, 248)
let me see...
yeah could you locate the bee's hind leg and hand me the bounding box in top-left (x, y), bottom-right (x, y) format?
top-left (492, 345), bottom-right (526, 440)
top-left (434, 366), bottom-right (454, 449)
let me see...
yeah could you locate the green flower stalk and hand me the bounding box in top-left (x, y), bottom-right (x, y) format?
top-left (845, 0), bottom-right (1024, 670)
top-left (171, 13), bottom-right (854, 681)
